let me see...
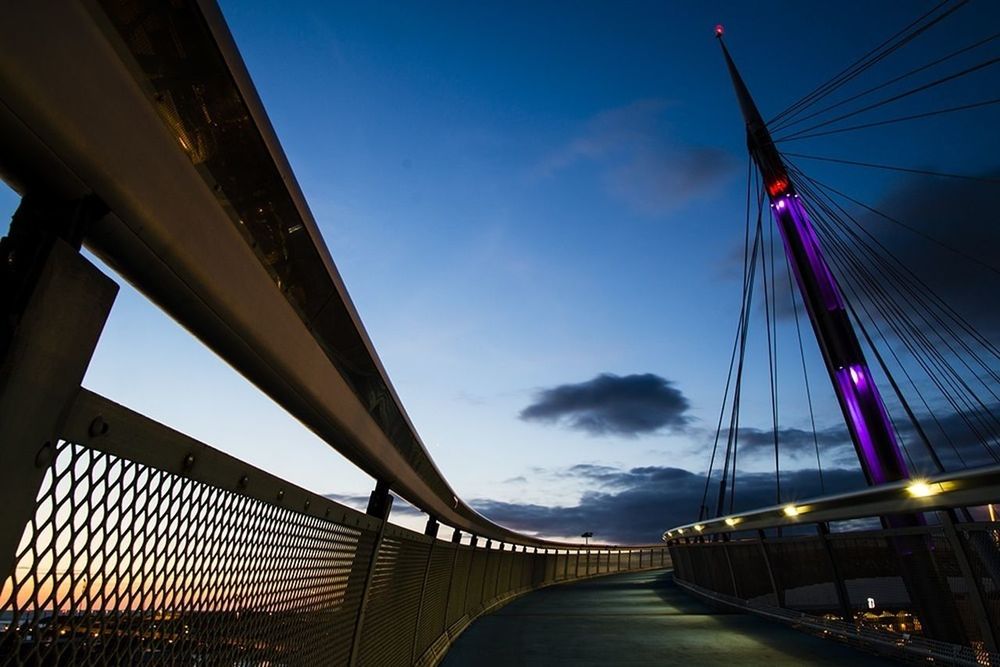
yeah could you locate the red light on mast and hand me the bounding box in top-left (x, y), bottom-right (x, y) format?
top-left (767, 177), bottom-right (788, 197)
top-left (714, 24), bottom-right (725, 37)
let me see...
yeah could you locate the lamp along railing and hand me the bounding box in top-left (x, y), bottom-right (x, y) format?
top-left (663, 469), bottom-right (1000, 664)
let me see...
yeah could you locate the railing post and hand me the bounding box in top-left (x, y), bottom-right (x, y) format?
top-left (410, 529), bottom-right (437, 665)
top-left (941, 511), bottom-right (999, 652)
top-left (817, 522), bottom-right (854, 623)
top-left (348, 481), bottom-right (393, 667)
top-left (439, 531), bottom-right (461, 632)
top-left (465, 535), bottom-right (478, 614)
top-left (722, 536), bottom-right (740, 598)
top-left (494, 542), bottom-right (504, 599)
top-left (0, 204), bottom-right (118, 583)
top-left (756, 529), bottom-right (783, 607)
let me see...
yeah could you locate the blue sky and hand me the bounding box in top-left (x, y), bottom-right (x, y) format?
top-left (3, 0), bottom-right (998, 542)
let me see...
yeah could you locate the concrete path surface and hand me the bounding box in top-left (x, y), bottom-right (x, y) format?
top-left (441, 569), bottom-right (897, 666)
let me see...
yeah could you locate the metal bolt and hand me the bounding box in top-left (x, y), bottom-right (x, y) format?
top-left (238, 475), bottom-right (248, 490)
top-left (304, 499), bottom-right (311, 511)
top-left (88, 416), bottom-right (109, 437)
top-left (34, 441), bottom-right (54, 468)
top-left (277, 490), bottom-right (285, 501)
top-left (182, 453), bottom-right (195, 471)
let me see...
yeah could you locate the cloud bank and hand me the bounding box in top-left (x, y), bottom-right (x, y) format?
top-left (474, 463), bottom-right (867, 544)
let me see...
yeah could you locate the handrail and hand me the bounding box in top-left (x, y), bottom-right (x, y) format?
top-left (0, 0), bottom-right (602, 548)
top-left (663, 463), bottom-right (1000, 539)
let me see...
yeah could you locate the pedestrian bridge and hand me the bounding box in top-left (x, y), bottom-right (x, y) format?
top-left (443, 569), bottom-right (895, 666)
top-left (1, 1), bottom-right (998, 665)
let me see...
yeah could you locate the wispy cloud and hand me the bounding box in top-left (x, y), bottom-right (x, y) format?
top-left (519, 373), bottom-right (691, 437)
top-left (533, 99), bottom-right (737, 215)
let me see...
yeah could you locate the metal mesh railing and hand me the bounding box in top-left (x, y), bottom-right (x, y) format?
top-left (670, 520), bottom-right (1000, 664)
top-left (0, 439), bottom-right (375, 666)
top-left (0, 390), bottom-right (670, 666)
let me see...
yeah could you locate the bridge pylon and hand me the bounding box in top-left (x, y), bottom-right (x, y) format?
top-left (718, 33), bottom-right (910, 493)
top-left (717, 30), bottom-right (967, 646)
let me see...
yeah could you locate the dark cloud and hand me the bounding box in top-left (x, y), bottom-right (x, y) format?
top-left (720, 169), bottom-right (1000, 331)
top-left (534, 99), bottom-right (738, 215)
top-left (715, 402), bottom-right (1000, 476)
top-left (519, 373), bottom-right (691, 437)
top-left (728, 424), bottom-right (850, 454)
top-left (324, 492), bottom-right (424, 517)
top-left (472, 464), bottom-right (867, 544)
top-left (865, 171), bottom-right (1000, 334)
top-left (901, 402), bottom-right (1000, 471)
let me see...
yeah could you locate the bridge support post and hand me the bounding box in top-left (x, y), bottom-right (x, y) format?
top-left (941, 511), bottom-right (998, 652)
top-left (348, 480), bottom-right (393, 667)
top-left (721, 537), bottom-right (740, 598)
top-left (410, 533), bottom-right (437, 664)
top-left (0, 199), bottom-right (118, 585)
top-left (494, 542), bottom-right (504, 598)
top-left (817, 523), bottom-right (854, 622)
top-left (757, 530), bottom-right (783, 607)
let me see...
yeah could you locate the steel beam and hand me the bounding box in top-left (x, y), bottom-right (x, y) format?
top-left (0, 236), bottom-right (117, 582)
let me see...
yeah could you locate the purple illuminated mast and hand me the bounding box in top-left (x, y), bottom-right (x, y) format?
top-left (716, 28), bottom-right (910, 488)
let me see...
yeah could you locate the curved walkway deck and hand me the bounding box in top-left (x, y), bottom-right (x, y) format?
top-left (441, 569), bottom-right (896, 666)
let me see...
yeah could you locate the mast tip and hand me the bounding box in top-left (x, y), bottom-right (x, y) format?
top-left (714, 24), bottom-right (724, 38)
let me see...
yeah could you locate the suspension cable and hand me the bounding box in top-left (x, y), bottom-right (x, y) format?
top-left (783, 152), bottom-right (1000, 183)
top-left (768, 0), bottom-right (961, 127)
top-left (783, 248), bottom-right (825, 491)
top-left (775, 97), bottom-right (1000, 143)
top-left (774, 30), bottom-right (1000, 135)
top-left (774, 55), bottom-right (1000, 140)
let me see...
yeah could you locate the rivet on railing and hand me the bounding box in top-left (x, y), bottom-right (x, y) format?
top-left (277, 489), bottom-right (285, 501)
top-left (88, 415), bottom-right (110, 437)
top-left (238, 474), bottom-right (249, 490)
top-left (34, 441), bottom-right (54, 468)
top-left (304, 499), bottom-right (311, 511)
top-left (182, 453), bottom-right (196, 471)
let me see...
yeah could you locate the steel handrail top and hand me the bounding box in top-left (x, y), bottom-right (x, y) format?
top-left (0, 0), bottom-right (582, 548)
top-left (664, 463), bottom-right (1000, 539)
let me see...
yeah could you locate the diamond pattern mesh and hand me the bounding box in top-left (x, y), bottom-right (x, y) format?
top-left (0, 434), bottom-right (670, 666)
top-left (0, 440), bottom-right (372, 666)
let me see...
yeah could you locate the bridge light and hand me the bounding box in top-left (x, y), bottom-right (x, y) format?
top-left (906, 480), bottom-right (940, 498)
top-left (677, 528), bottom-right (685, 534)
top-left (694, 524), bottom-right (705, 532)
top-left (767, 177), bottom-right (788, 197)
top-left (724, 517), bottom-right (740, 527)
top-left (783, 505), bottom-right (800, 517)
